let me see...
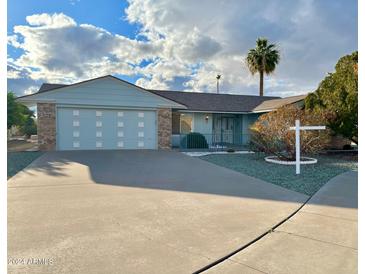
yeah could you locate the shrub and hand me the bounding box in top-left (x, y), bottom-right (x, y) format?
top-left (21, 117), bottom-right (37, 138)
top-left (250, 105), bottom-right (330, 160)
top-left (343, 144), bottom-right (353, 150)
top-left (181, 132), bottom-right (209, 149)
top-left (226, 148), bottom-right (235, 153)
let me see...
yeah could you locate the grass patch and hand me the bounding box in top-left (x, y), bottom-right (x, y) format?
top-left (200, 153), bottom-right (357, 196)
top-left (8, 152), bottom-right (44, 178)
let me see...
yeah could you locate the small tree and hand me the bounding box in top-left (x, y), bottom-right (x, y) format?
top-left (250, 105), bottom-right (330, 160)
top-left (21, 116), bottom-right (37, 138)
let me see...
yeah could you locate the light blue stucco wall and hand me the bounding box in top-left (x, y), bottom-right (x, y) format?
top-left (242, 113), bottom-right (262, 143)
top-left (192, 113), bottom-right (213, 144)
top-left (192, 113), bottom-right (213, 133)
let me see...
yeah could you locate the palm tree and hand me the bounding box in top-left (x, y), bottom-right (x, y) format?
top-left (246, 38), bottom-right (280, 96)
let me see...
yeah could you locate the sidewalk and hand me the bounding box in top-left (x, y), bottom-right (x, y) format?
top-left (206, 171), bottom-right (358, 274)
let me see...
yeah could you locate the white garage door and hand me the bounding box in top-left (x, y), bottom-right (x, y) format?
top-left (57, 108), bottom-right (157, 150)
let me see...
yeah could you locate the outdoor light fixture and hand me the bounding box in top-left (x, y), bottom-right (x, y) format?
top-left (205, 115), bottom-right (209, 122)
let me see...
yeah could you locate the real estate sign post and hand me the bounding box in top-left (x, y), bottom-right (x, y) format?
top-left (290, 120), bottom-right (326, 175)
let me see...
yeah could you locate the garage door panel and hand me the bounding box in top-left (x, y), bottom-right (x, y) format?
top-left (57, 108), bottom-right (156, 150)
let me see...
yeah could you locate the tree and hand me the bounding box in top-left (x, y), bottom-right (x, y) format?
top-left (305, 51), bottom-right (358, 144)
top-left (250, 105), bottom-right (330, 160)
top-left (21, 116), bottom-right (37, 137)
top-left (246, 38), bottom-right (280, 96)
top-left (7, 91), bottom-right (35, 132)
top-left (8, 92), bottom-right (24, 129)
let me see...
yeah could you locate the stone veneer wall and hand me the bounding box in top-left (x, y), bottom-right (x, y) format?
top-left (37, 103), bottom-right (56, 151)
top-left (157, 108), bottom-right (172, 149)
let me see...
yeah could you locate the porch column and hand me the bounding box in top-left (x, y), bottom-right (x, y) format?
top-left (157, 108), bottom-right (172, 149)
top-left (37, 102), bottom-right (56, 151)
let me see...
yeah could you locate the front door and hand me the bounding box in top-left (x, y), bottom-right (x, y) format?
top-left (221, 117), bottom-right (234, 143)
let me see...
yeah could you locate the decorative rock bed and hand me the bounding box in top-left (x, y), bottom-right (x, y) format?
top-left (264, 156), bottom-right (317, 165)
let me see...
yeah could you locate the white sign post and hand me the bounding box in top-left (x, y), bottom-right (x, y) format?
top-left (289, 120), bottom-right (326, 175)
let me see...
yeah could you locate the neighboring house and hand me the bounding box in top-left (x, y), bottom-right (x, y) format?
top-left (17, 75), bottom-right (306, 151)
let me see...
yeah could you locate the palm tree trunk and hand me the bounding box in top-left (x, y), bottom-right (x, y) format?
top-left (259, 70), bottom-right (264, 96)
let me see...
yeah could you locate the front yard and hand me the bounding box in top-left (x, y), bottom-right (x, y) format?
top-left (200, 153), bottom-right (357, 196)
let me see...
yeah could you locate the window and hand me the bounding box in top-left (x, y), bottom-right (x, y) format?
top-left (96, 131), bottom-right (102, 137)
top-left (73, 110), bottom-right (79, 116)
top-left (118, 141), bottom-right (124, 148)
top-left (118, 121), bottom-right (124, 127)
top-left (138, 132), bottom-right (144, 137)
top-left (73, 141), bottom-right (80, 148)
top-left (138, 141), bottom-right (144, 147)
top-left (117, 111), bottom-right (124, 117)
top-left (96, 121), bottom-right (102, 127)
top-left (118, 131), bottom-right (124, 137)
top-left (138, 122), bottom-right (144, 128)
top-left (73, 131), bottom-right (80, 137)
top-left (180, 114), bottom-right (193, 134)
top-left (96, 111), bottom-right (102, 117)
top-left (138, 112), bottom-right (144, 118)
top-left (73, 120), bottom-right (80, 127)
top-left (96, 141), bottom-right (102, 148)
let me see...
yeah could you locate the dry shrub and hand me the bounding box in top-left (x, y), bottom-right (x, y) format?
top-left (250, 105), bottom-right (330, 160)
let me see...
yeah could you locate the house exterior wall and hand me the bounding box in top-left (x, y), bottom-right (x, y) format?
top-left (158, 108), bottom-right (172, 149)
top-left (37, 102), bottom-right (56, 151)
top-left (27, 77), bottom-right (184, 109)
top-left (242, 113), bottom-right (261, 144)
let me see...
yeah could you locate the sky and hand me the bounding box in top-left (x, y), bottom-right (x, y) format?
top-left (7, 0), bottom-right (357, 97)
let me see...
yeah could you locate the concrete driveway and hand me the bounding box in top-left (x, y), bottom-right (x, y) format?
top-left (8, 150), bottom-right (307, 274)
top-left (207, 171), bottom-right (358, 274)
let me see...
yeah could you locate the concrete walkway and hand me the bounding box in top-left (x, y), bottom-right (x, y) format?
top-left (8, 150), bottom-right (307, 274)
top-left (206, 171), bottom-right (358, 274)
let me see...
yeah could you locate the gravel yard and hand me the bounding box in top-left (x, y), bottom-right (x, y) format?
top-left (200, 153), bottom-right (357, 196)
top-left (7, 152), bottom-right (44, 178)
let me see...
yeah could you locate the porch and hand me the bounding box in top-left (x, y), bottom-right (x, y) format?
top-left (171, 111), bottom-right (257, 150)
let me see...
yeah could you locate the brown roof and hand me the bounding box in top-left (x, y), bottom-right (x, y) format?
top-left (16, 75), bottom-right (307, 112)
top-left (150, 90), bottom-right (279, 112)
top-left (252, 94), bottom-right (307, 112)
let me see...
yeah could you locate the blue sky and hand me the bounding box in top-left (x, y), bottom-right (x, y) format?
top-left (7, 0), bottom-right (358, 97)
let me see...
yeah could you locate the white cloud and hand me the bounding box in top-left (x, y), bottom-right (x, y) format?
top-left (7, 0), bottom-right (357, 96)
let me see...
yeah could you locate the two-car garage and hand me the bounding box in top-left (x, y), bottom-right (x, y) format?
top-left (17, 75), bottom-right (185, 151)
top-left (57, 108), bottom-right (157, 150)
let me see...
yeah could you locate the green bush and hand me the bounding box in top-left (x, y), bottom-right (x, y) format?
top-left (21, 117), bottom-right (37, 138)
top-left (181, 132), bottom-right (209, 149)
